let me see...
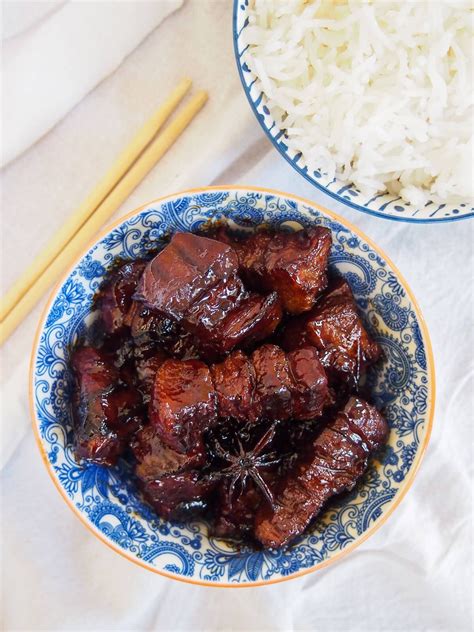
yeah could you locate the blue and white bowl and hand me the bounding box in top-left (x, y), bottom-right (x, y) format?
top-left (30, 186), bottom-right (435, 586)
top-left (233, 2), bottom-right (474, 223)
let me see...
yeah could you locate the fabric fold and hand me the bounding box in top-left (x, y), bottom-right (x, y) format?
top-left (1, 0), bottom-right (183, 167)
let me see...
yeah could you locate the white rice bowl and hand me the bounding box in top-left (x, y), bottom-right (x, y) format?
top-left (242, 0), bottom-right (474, 208)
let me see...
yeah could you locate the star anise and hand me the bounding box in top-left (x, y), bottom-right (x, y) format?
top-left (209, 423), bottom-right (282, 510)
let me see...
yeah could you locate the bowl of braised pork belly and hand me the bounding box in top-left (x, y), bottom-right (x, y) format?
top-left (30, 186), bottom-right (434, 586)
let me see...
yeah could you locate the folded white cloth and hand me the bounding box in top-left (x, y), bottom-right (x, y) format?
top-left (1, 1), bottom-right (65, 40)
top-left (1, 0), bottom-right (182, 166)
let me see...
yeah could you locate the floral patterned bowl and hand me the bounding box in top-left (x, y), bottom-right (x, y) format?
top-left (30, 186), bottom-right (435, 586)
top-left (233, 2), bottom-right (474, 223)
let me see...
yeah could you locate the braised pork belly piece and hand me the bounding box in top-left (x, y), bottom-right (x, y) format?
top-left (213, 226), bottom-right (332, 314)
top-left (199, 291), bottom-right (282, 359)
top-left (149, 359), bottom-right (217, 454)
top-left (210, 350), bottom-right (258, 423)
top-left (131, 423), bottom-right (211, 521)
top-left (251, 344), bottom-right (294, 421)
top-left (131, 425), bottom-right (206, 482)
top-left (287, 347), bottom-right (331, 420)
top-left (141, 471), bottom-right (217, 520)
top-left (254, 397), bottom-right (388, 548)
top-left (281, 277), bottom-right (381, 386)
top-left (135, 232), bottom-right (239, 318)
top-left (71, 347), bottom-right (143, 465)
top-left (212, 481), bottom-right (263, 540)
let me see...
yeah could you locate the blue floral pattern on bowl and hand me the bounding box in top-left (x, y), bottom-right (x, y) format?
top-left (31, 187), bottom-right (434, 586)
top-left (233, 2), bottom-right (474, 224)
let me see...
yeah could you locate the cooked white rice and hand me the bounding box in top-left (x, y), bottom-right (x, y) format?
top-left (243, 0), bottom-right (474, 206)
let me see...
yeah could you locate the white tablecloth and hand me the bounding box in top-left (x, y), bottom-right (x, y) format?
top-left (1, 2), bottom-right (473, 630)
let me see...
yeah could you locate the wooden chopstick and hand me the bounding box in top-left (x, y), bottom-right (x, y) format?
top-left (0, 89), bottom-right (208, 346)
top-left (0, 77), bottom-right (192, 323)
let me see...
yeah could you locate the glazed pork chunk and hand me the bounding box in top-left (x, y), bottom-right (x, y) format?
top-left (281, 277), bottom-right (381, 386)
top-left (286, 347), bottom-right (332, 420)
top-left (210, 345), bottom-right (329, 425)
top-left (202, 292), bottom-right (282, 358)
top-left (131, 425), bottom-right (213, 520)
top-left (135, 232), bottom-right (282, 359)
top-left (215, 227), bottom-right (332, 314)
top-left (140, 472), bottom-right (217, 520)
top-left (210, 350), bottom-right (258, 423)
top-left (131, 425), bottom-right (206, 482)
top-left (149, 359), bottom-right (217, 454)
top-left (71, 347), bottom-right (143, 465)
top-left (131, 422), bottom-right (213, 521)
top-left (135, 232), bottom-right (239, 319)
top-left (251, 344), bottom-right (294, 421)
top-left (254, 397), bottom-right (388, 548)
top-left (230, 345), bottom-right (327, 423)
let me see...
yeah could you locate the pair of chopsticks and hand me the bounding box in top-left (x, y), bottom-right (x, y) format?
top-left (0, 79), bottom-right (207, 346)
